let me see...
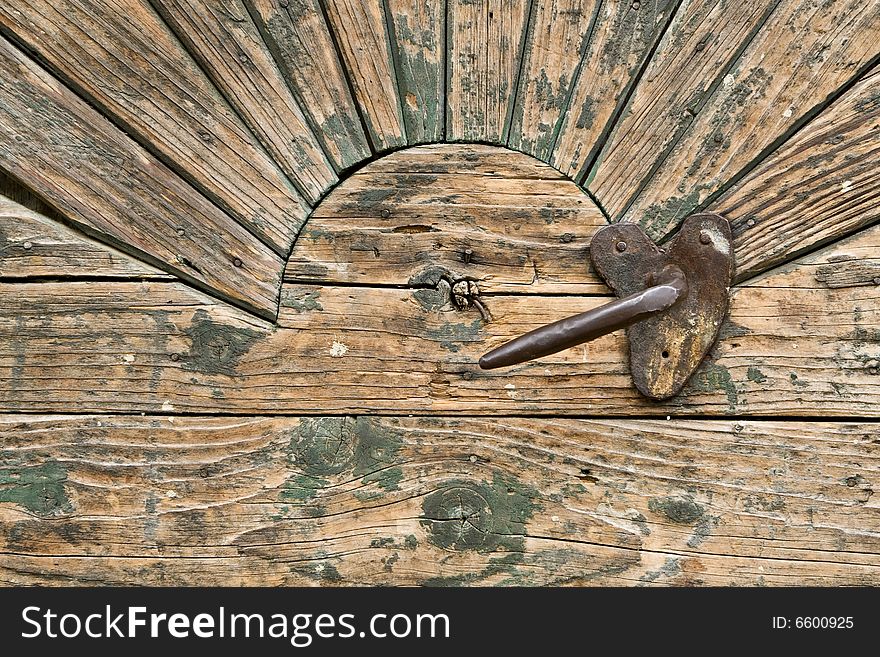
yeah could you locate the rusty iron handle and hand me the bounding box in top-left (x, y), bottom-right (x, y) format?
top-left (478, 265), bottom-right (688, 370)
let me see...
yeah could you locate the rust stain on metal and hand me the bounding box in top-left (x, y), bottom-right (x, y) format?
top-left (591, 213), bottom-right (734, 399)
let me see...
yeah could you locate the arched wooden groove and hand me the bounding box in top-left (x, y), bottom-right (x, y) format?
top-left (286, 144), bottom-right (608, 294)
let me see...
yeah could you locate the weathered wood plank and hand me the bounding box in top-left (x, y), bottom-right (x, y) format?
top-left (0, 36), bottom-right (283, 317)
top-left (285, 144), bottom-right (608, 293)
top-left (609, 0), bottom-right (880, 239)
top-left (386, 0), bottom-right (445, 143)
top-left (711, 64), bottom-right (880, 282)
top-left (447, 0), bottom-right (531, 142)
top-left (322, 0), bottom-right (407, 150)
top-left (247, 0), bottom-right (372, 169)
top-left (1, 415), bottom-right (876, 585)
top-left (150, 0), bottom-right (338, 203)
top-left (0, 0), bottom-right (309, 254)
top-left (549, 0), bottom-right (679, 177)
top-left (2, 217), bottom-right (879, 415)
top-left (581, 0), bottom-right (776, 212)
top-left (0, 194), bottom-right (169, 280)
top-left (507, 0), bottom-right (600, 160)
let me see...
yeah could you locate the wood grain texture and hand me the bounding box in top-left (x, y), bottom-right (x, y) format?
top-left (285, 144), bottom-right (608, 294)
top-left (247, 0), bottom-right (372, 169)
top-left (0, 194), bottom-right (169, 280)
top-left (549, 0), bottom-right (679, 178)
top-left (583, 0), bottom-right (777, 214)
top-left (711, 64), bottom-right (880, 282)
top-left (0, 36), bottom-right (283, 317)
top-left (0, 0), bottom-right (309, 254)
top-left (150, 0), bottom-right (338, 203)
top-left (322, 0), bottom-right (407, 150)
top-left (613, 0), bottom-right (880, 239)
top-left (1, 415), bottom-right (876, 586)
top-left (386, 0), bottom-right (445, 143)
top-left (507, 0), bottom-right (600, 159)
top-left (447, 0), bottom-right (532, 142)
top-left (2, 149), bottom-right (879, 415)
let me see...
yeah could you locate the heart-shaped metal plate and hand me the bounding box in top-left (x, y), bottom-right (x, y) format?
top-left (590, 213), bottom-right (734, 400)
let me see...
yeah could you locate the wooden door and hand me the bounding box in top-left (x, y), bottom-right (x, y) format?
top-left (0, 0), bottom-right (878, 585)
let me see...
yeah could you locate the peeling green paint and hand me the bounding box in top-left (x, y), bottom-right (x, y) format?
top-left (286, 290), bottom-right (323, 313)
top-left (690, 363), bottom-right (737, 411)
top-left (746, 366), bottom-right (767, 383)
top-left (648, 496), bottom-right (704, 524)
top-left (292, 561), bottom-right (342, 584)
top-left (182, 309), bottom-right (263, 376)
top-left (422, 552), bottom-right (525, 587)
top-left (362, 466), bottom-right (403, 492)
top-left (425, 319), bottom-right (483, 352)
top-left (279, 474), bottom-right (329, 502)
top-left (421, 472), bottom-right (539, 553)
top-left (0, 461), bottom-right (71, 517)
top-left (284, 416), bottom-right (404, 493)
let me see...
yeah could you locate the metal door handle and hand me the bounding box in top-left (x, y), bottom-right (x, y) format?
top-left (477, 213), bottom-right (735, 400)
top-left (480, 265), bottom-right (687, 369)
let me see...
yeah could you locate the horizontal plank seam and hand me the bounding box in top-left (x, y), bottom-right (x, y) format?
top-left (1, 410), bottom-right (879, 422)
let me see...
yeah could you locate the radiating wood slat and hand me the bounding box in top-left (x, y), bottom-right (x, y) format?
top-left (507, 0), bottom-right (600, 160)
top-left (447, 0), bottom-right (532, 142)
top-left (246, 0), bottom-right (372, 169)
top-left (1, 415), bottom-right (877, 585)
top-left (549, 0), bottom-right (680, 178)
top-left (386, 0), bottom-right (445, 143)
top-left (711, 65), bottom-right (880, 282)
top-left (322, 0), bottom-right (407, 150)
top-left (150, 0), bottom-right (338, 203)
top-left (0, 36), bottom-right (283, 317)
top-left (0, 0), bottom-right (310, 254)
top-left (0, 37), bottom-right (283, 317)
top-left (612, 0), bottom-right (880, 239)
top-left (581, 0), bottom-right (776, 213)
top-left (2, 218), bottom-right (879, 414)
top-left (285, 145), bottom-right (608, 294)
top-left (0, 194), bottom-right (169, 280)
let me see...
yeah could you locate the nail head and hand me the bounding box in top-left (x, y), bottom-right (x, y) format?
top-left (615, 241), bottom-right (627, 253)
top-left (699, 231), bottom-right (712, 245)
top-left (233, 258), bottom-right (243, 268)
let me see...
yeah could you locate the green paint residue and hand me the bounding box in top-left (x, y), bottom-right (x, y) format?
top-left (276, 418), bottom-right (405, 517)
top-left (182, 309), bottom-right (263, 376)
top-left (425, 319), bottom-right (483, 352)
top-left (746, 367), bottom-right (767, 383)
top-left (421, 472), bottom-right (539, 554)
top-left (286, 290), bottom-right (323, 313)
top-left (0, 462), bottom-right (71, 517)
top-left (278, 474), bottom-right (329, 502)
top-left (690, 363), bottom-right (738, 411)
top-left (648, 496), bottom-right (704, 525)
